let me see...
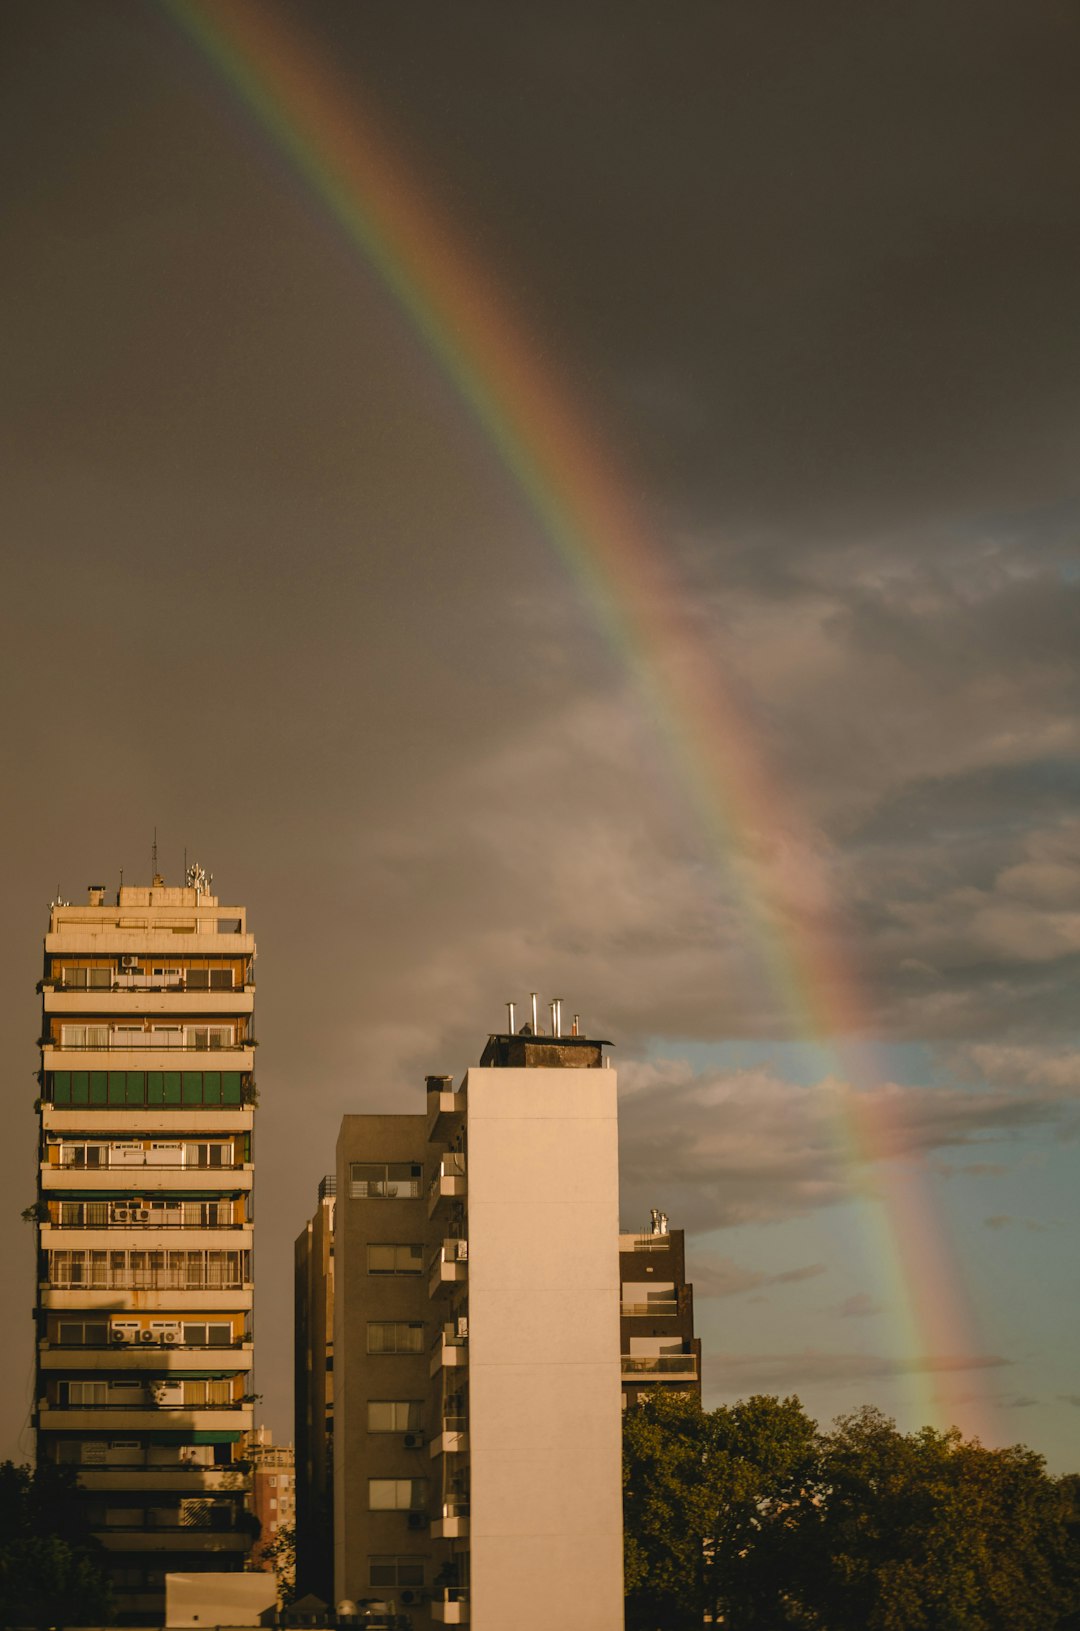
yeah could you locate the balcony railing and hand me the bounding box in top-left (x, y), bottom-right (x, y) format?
top-left (46, 1273), bottom-right (250, 1291)
top-left (441, 1414), bottom-right (468, 1433)
top-left (51, 1217), bottom-right (242, 1230)
top-left (621, 1300), bottom-right (679, 1318)
top-left (47, 1399), bottom-right (243, 1412)
top-left (49, 1039), bottom-right (249, 1052)
top-left (48, 1337), bottom-right (248, 1350)
top-left (439, 1499), bottom-right (470, 1519)
top-left (621, 1354), bottom-right (698, 1375)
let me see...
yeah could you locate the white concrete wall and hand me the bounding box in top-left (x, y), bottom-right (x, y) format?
top-left (465, 1066), bottom-right (623, 1631)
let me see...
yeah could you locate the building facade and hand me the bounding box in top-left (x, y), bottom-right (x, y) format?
top-left (244, 1425), bottom-right (296, 1574)
top-left (297, 1020), bottom-right (624, 1629)
top-left (619, 1214), bottom-right (701, 1409)
top-left (294, 1175), bottom-right (336, 1603)
top-left (34, 872), bottom-right (257, 1623)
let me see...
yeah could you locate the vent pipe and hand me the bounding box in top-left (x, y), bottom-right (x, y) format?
top-left (506, 1000), bottom-right (516, 1034)
top-left (552, 997), bottom-right (563, 1037)
top-left (530, 992), bottom-right (539, 1034)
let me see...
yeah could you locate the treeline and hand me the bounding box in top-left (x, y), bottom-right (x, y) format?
top-left (0, 1462), bottom-right (113, 1628)
top-left (624, 1391), bottom-right (1080, 1630)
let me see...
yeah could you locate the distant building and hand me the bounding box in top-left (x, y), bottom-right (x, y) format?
top-left (619, 1212), bottom-right (702, 1408)
top-left (295, 1007), bottom-right (625, 1630)
top-left (34, 873), bottom-right (257, 1625)
top-left (244, 1425), bottom-right (295, 1571)
top-left (294, 1176), bottom-right (336, 1602)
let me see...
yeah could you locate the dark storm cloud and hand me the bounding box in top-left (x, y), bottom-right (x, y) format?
top-left (2, 0), bottom-right (1079, 1455)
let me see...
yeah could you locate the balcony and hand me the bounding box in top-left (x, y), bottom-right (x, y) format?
top-left (431, 1588), bottom-right (469, 1624)
top-left (38, 1342), bottom-right (252, 1372)
top-left (430, 1501), bottom-right (470, 1541)
top-left (620, 1300), bottom-right (679, 1318)
top-left (428, 1238), bottom-right (468, 1298)
top-left (427, 1155), bottom-right (466, 1218)
top-left (38, 1405), bottom-right (253, 1433)
top-left (94, 1528), bottom-right (250, 1553)
top-left (42, 1285), bottom-right (253, 1312)
top-left (426, 1080), bottom-right (465, 1142)
top-left (429, 1329), bottom-right (468, 1378)
top-left (42, 1163), bottom-right (253, 1192)
top-left (428, 1429), bottom-right (469, 1459)
top-left (621, 1354), bottom-right (698, 1378)
top-left (77, 1466), bottom-right (250, 1493)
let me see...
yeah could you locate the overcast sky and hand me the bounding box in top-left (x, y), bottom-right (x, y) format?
top-left (2, 0), bottom-right (1079, 1468)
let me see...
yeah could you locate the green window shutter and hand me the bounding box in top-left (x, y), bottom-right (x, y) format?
top-left (222, 1074), bottom-right (242, 1105)
top-left (126, 1072), bottom-right (144, 1105)
top-left (163, 1072), bottom-right (182, 1104)
top-left (146, 1072), bottom-right (164, 1105)
top-left (52, 1073), bottom-right (70, 1104)
top-left (182, 1072), bottom-right (202, 1104)
top-left (108, 1072), bottom-right (125, 1105)
top-left (203, 1073), bottom-right (221, 1105)
top-left (88, 1074), bottom-right (105, 1105)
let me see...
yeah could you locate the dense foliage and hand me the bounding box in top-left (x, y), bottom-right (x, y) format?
top-left (624, 1392), bottom-right (1080, 1630)
top-left (0, 1461), bottom-right (113, 1628)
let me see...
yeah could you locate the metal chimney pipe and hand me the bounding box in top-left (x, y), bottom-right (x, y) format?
top-left (572, 1013), bottom-right (580, 1036)
top-left (530, 992), bottom-right (539, 1034)
top-left (506, 1001), bottom-right (516, 1034)
top-left (553, 997), bottom-right (563, 1037)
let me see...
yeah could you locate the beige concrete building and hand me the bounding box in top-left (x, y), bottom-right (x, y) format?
top-left (298, 1016), bottom-right (624, 1629)
top-left (34, 871), bottom-right (257, 1624)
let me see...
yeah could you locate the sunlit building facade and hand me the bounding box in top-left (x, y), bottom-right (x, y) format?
top-left (296, 1018), bottom-right (625, 1629)
top-left (34, 872), bottom-right (257, 1623)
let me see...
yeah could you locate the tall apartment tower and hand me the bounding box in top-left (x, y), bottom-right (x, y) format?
top-left (299, 1015), bottom-right (624, 1629)
top-left (35, 872), bottom-right (257, 1625)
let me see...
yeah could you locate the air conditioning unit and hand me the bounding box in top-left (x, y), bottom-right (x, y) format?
top-left (405, 1511), bottom-right (428, 1530)
top-left (132, 1209), bottom-right (151, 1223)
top-left (162, 1329), bottom-right (180, 1345)
top-left (112, 1206), bottom-right (132, 1223)
top-left (121, 956), bottom-right (139, 969)
top-left (139, 1330), bottom-right (156, 1344)
top-left (151, 1321), bottom-right (183, 1345)
top-left (403, 1432), bottom-right (424, 1449)
top-left (111, 1324), bottom-right (139, 1345)
top-left (400, 1590), bottom-right (418, 1606)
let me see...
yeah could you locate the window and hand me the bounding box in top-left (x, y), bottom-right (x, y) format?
top-left (366, 1323), bottom-right (424, 1356)
top-left (367, 1244), bottom-right (424, 1276)
top-left (63, 967), bottom-right (112, 989)
top-left (186, 1026), bottom-right (234, 1051)
top-left (56, 1320), bottom-right (109, 1346)
top-left (62, 1381), bottom-right (107, 1406)
top-left (368, 1479), bottom-right (427, 1511)
top-left (184, 1143), bottom-right (231, 1168)
top-left (367, 1400), bottom-right (424, 1433)
top-left (183, 1322), bottom-right (235, 1347)
top-left (185, 969), bottom-right (235, 990)
top-left (349, 1162), bottom-right (422, 1199)
top-left (370, 1557), bottom-right (427, 1589)
top-left (59, 1025), bottom-right (108, 1049)
top-left (182, 1379), bottom-right (231, 1407)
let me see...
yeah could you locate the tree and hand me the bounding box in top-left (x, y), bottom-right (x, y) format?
top-left (262, 1519), bottom-right (297, 1608)
top-left (623, 1389), bottom-right (819, 1629)
top-left (0, 1462), bottom-right (113, 1628)
top-left (623, 1397), bottom-right (1080, 1631)
top-left (806, 1407), bottom-right (1080, 1631)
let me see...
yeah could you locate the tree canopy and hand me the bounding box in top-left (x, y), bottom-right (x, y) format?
top-left (0, 1462), bottom-right (113, 1629)
top-left (623, 1392), bottom-right (1080, 1630)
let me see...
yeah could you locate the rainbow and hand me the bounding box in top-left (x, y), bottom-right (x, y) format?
top-left (161, 0), bottom-right (998, 1443)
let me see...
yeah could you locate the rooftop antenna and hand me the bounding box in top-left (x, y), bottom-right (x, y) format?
top-left (151, 827), bottom-right (158, 879)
